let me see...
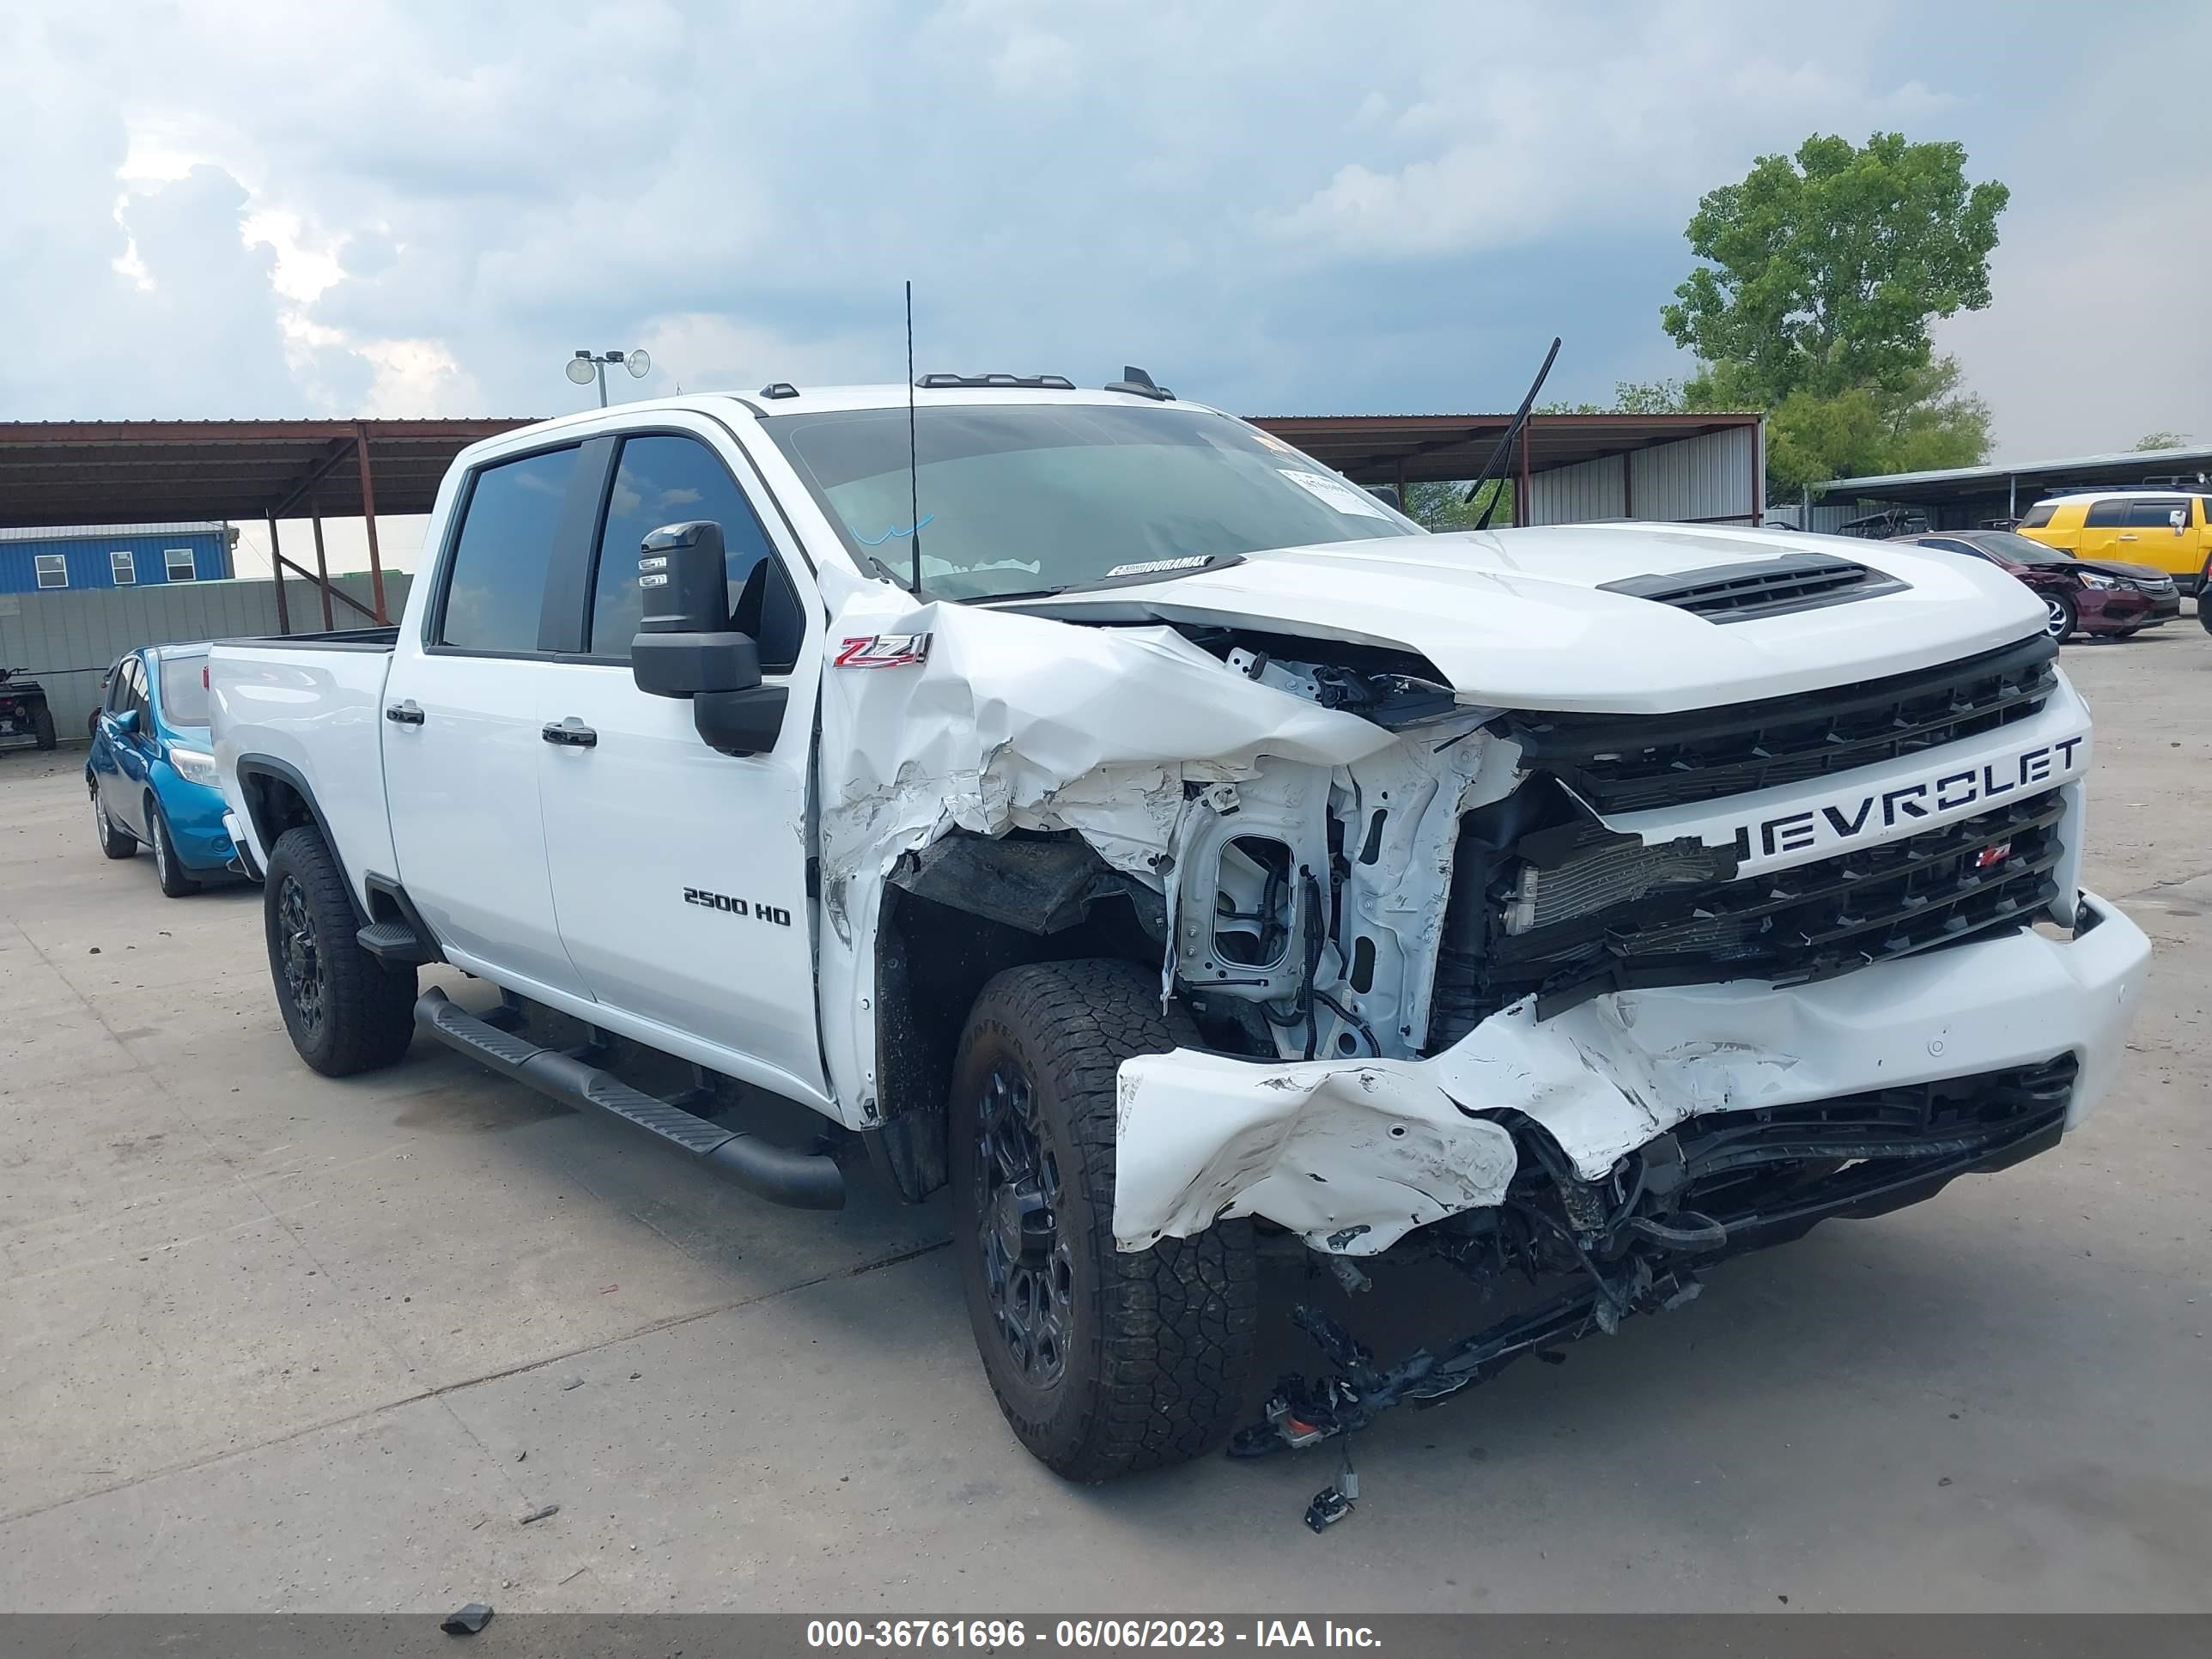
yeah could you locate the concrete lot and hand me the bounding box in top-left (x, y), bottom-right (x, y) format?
top-left (3, 629), bottom-right (2208, 1613)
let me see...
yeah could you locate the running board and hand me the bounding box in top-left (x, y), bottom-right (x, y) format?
top-left (357, 920), bottom-right (437, 965)
top-left (412, 988), bottom-right (843, 1210)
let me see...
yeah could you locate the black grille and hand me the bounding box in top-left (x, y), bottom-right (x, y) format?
top-left (1679, 1053), bottom-right (2077, 1184)
top-left (1431, 793), bottom-right (2065, 1042)
top-left (1672, 1054), bottom-right (2077, 1240)
top-left (1599, 552), bottom-right (1906, 622)
top-left (1504, 633), bottom-right (2058, 813)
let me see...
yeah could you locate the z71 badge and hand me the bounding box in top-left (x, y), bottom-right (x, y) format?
top-left (834, 633), bottom-right (932, 670)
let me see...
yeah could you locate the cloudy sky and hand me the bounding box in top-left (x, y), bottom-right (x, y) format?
top-left (5, 0), bottom-right (2208, 496)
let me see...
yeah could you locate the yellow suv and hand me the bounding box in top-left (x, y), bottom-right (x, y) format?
top-left (2016, 491), bottom-right (2212, 592)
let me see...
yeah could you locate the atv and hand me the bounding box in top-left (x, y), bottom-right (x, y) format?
top-left (0, 668), bottom-right (59, 753)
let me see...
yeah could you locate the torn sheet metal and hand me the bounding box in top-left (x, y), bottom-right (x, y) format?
top-left (811, 587), bottom-right (1395, 1123)
top-left (818, 595), bottom-right (1391, 897)
top-left (1113, 1048), bottom-right (1518, 1255)
top-left (1115, 880), bottom-right (2149, 1253)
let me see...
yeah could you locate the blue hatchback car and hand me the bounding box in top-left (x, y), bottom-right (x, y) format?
top-left (87, 642), bottom-right (239, 897)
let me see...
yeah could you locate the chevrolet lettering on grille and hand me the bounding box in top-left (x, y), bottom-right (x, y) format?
top-left (1729, 734), bottom-right (2085, 864)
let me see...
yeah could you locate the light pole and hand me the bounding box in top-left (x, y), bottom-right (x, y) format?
top-left (566, 348), bottom-right (650, 407)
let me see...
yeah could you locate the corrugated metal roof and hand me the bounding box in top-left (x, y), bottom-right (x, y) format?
top-left (0, 418), bottom-right (536, 529)
top-left (1820, 444), bottom-right (2212, 495)
top-left (1249, 411), bottom-right (1762, 485)
top-left (0, 409), bottom-right (1767, 528)
top-left (0, 520), bottom-right (229, 541)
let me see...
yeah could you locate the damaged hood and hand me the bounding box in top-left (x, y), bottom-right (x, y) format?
top-left (998, 523), bottom-right (2051, 714)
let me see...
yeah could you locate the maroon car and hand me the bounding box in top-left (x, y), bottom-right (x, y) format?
top-left (1895, 529), bottom-right (2181, 641)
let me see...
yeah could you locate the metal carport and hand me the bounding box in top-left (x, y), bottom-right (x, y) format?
top-left (0, 405), bottom-right (1767, 632)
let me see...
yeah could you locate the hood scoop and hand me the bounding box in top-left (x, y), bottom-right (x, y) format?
top-left (1600, 551), bottom-right (1906, 623)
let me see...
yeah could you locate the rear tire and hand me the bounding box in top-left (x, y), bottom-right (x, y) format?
top-left (263, 825), bottom-right (416, 1077)
top-left (949, 958), bottom-right (1256, 1481)
top-left (92, 787), bottom-right (137, 860)
top-left (149, 798), bottom-right (202, 897)
top-left (32, 703), bottom-right (56, 750)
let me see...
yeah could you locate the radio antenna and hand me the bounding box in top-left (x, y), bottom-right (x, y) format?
top-left (905, 281), bottom-right (925, 600)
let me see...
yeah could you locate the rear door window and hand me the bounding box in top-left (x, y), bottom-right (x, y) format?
top-left (2082, 500), bottom-right (2130, 527)
top-left (437, 447), bottom-right (582, 653)
top-left (585, 433), bottom-right (805, 672)
top-left (2125, 498), bottom-right (2187, 526)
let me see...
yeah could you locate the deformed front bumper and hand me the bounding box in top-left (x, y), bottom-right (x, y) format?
top-left (1114, 889), bottom-right (2151, 1255)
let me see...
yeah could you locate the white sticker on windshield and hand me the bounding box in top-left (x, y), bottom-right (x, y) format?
top-left (1278, 469), bottom-right (1392, 520)
top-left (1104, 556), bottom-right (1211, 579)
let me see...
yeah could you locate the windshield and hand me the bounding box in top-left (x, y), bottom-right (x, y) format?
top-left (1973, 531), bottom-right (2082, 567)
top-left (763, 402), bottom-right (1423, 601)
top-left (156, 653), bottom-right (210, 727)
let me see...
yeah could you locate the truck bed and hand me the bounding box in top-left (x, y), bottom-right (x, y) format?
top-left (208, 633), bottom-right (398, 899)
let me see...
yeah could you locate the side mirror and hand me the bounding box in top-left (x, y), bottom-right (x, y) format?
top-left (112, 708), bottom-right (141, 736)
top-left (632, 520), bottom-right (760, 699)
top-left (638, 520), bottom-right (729, 634)
top-left (2171, 509), bottom-right (2188, 533)
top-left (628, 519), bottom-right (788, 757)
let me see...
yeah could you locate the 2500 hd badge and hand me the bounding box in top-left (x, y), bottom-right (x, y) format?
top-left (683, 886), bottom-right (794, 927)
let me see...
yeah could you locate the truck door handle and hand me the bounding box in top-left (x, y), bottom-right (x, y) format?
top-left (541, 718), bottom-right (598, 749)
top-left (2117, 533), bottom-right (2139, 542)
top-left (386, 701), bottom-right (425, 726)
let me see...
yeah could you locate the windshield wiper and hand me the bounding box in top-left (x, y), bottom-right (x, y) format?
top-left (1462, 337), bottom-right (1562, 530)
top-left (866, 555), bottom-right (919, 592)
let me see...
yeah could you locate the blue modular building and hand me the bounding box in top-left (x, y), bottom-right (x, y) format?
top-left (0, 522), bottom-right (236, 594)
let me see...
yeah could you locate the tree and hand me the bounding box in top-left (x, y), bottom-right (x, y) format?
top-left (1657, 132), bottom-right (2008, 495)
top-left (1403, 479), bottom-right (1511, 530)
top-left (1763, 356), bottom-right (1993, 497)
top-left (2134, 430), bottom-right (2191, 451)
top-left (1537, 380), bottom-right (1688, 416)
top-left (1662, 132), bottom-right (2009, 406)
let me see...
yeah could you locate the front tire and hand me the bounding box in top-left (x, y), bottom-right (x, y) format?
top-left (263, 825), bottom-right (416, 1076)
top-left (92, 787), bottom-right (137, 860)
top-left (949, 959), bottom-right (1256, 1481)
top-left (149, 798), bottom-right (202, 897)
top-left (2045, 592), bottom-right (2077, 641)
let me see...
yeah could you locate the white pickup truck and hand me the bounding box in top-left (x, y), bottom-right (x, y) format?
top-left (210, 377), bottom-right (2148, 1501)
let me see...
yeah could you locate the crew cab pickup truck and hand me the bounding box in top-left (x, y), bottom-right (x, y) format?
top-left (211, 380), bottom-right (2149, 1496)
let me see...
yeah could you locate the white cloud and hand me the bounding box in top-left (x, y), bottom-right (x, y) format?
top-left (355, 338), bottom-right (484, 417)
top-left (0, 0), bottom-right (2203, 463)
top-left (1263, 3), bottom-right (1948, 258)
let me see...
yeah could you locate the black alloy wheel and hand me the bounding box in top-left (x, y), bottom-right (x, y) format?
top-left (276, 873), bottom-right (328, 1045)
top-left (972, 1055), bottom-right (1074, 1390)
top-left (259, 825), bottom-right (416, 1076)
top-left (948, 958), bottom-right (1257, 1480)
